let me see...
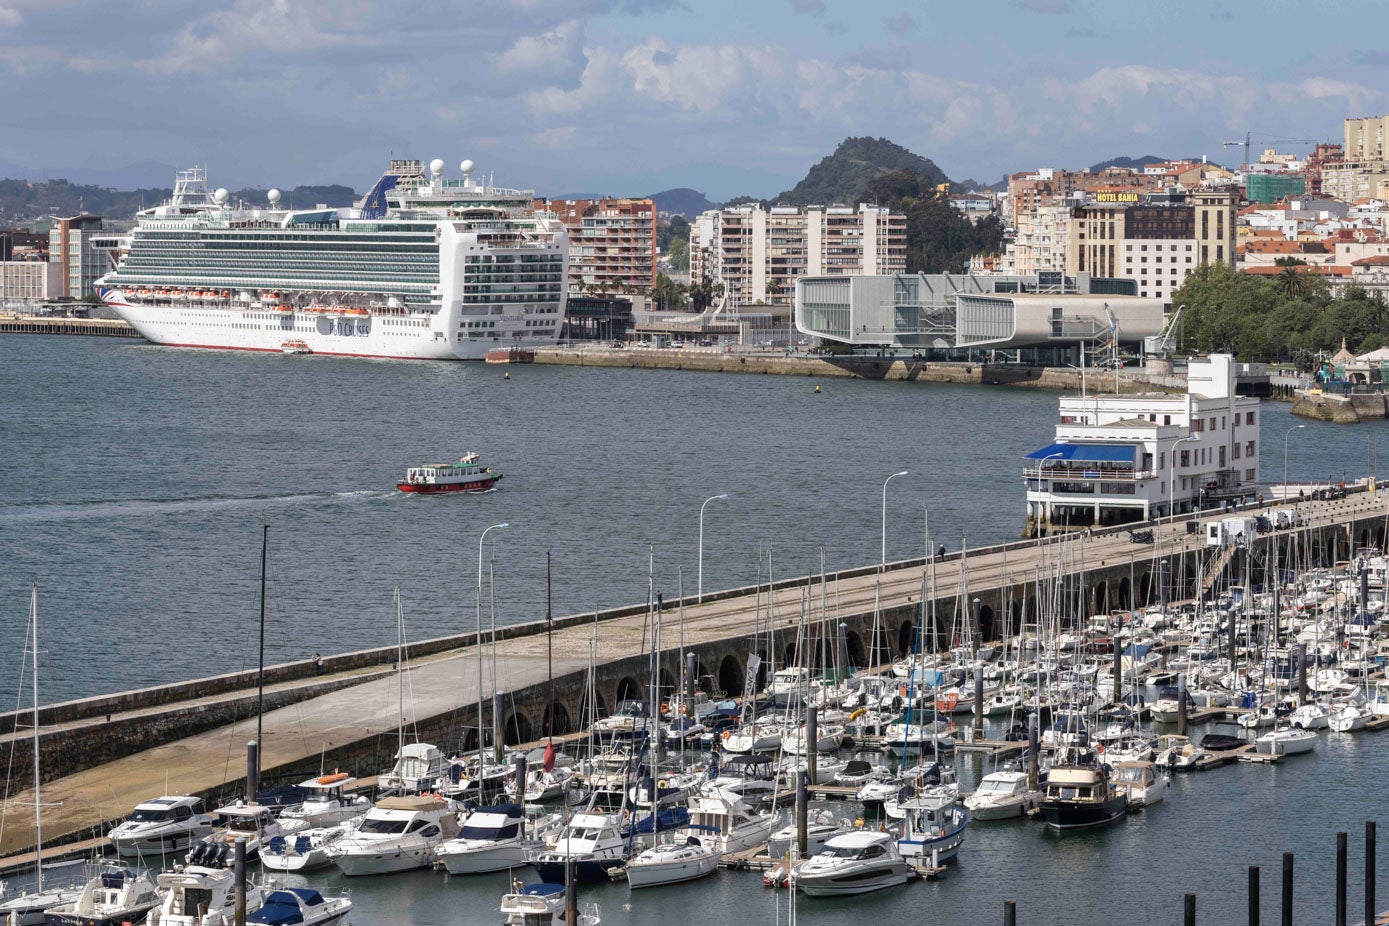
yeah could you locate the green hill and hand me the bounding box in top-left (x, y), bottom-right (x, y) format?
top-left (773, 137), bottom-right (951, 206)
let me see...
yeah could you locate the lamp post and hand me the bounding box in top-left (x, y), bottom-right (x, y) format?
top-left (698, 494), bottom-right (728, 601)
top-left (882, 471), bottom-right (909, 565)
top-left (1170, 436), bottom-right (1197, 520)
top-left (1038, 452), bottom-right (1063, 536)
top-left (477, 522), bottom-right (508, 764)
top-left (1284, 424), bottom-right (1306, 499)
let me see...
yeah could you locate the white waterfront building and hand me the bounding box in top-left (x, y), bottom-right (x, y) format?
top-left (1023, 354), bottom-right (1261, 534)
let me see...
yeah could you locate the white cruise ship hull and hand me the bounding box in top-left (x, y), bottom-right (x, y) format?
top-left (103, 293), bottom-right (556, 362)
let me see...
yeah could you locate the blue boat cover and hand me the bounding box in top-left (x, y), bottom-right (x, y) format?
top-left (521, 883), bottom-right (564, 896)
top-left (1026, 443), bottom-right (1137, 463)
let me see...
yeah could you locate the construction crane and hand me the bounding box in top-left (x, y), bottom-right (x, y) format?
top-left (1221, 132), bottom-right (1320, 169)
top-left (1145, 304), bottom-right (1185, 360)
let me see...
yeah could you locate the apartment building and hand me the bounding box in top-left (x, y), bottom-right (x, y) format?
top-left (1066, 191), bottom-right (1238, 301)
top-left (48, 214), bottom-right (104, 299)
top-left (1323, 115), bottom-right (1389, 204)
top-left (0, 261), bottom-right (61, 303)
top-left (1009, 203), bottom-right (1072, 275)
top-left (690, 203), bottom-right (905, 308)
top-left (534, 197), bottom-right (657, 295)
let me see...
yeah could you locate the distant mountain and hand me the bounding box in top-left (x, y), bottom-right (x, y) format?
top-left (774, 137), bottom-right (951, 206)
top-left (953, 177), bottom-right (1009, 193)
top-left (1085, 155), bottom-right (1168, 173)
top-left (0, 160), bottom-right (179, 189)
top-left (649, 187), bottom-right (718, 217)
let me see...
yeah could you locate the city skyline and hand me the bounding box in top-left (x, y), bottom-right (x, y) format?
top-left (2, 0), bottom-right (1389, 198)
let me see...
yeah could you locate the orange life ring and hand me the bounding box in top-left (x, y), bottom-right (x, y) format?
top-left (721, 730), bottom-right (732, 740)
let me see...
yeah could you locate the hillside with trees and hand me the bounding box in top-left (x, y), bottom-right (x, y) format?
top-left (856, 171), bottom-right (1005, 274)
top-left (773, 137), bottom-right (950, 206)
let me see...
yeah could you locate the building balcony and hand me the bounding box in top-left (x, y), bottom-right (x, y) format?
top-left (1022, 464), bottom-right (1156, 481)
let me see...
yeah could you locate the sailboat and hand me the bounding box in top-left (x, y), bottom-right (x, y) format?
top-left (0, 587), bottom-right (82, 926)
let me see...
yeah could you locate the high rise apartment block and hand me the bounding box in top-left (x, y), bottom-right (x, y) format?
top-left (48, 214), bottom-right (104, 299)
top-left (534, 197), bottom-right (656, 295)
top-left (1323, 116), bottom-right (1389, 204)
top-left (690, 203), bottom-right (905, 308)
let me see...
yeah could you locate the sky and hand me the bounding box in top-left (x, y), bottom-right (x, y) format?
top-left (3, 0), bottom-right (1389, 200)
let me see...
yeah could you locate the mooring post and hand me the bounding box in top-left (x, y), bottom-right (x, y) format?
top-left (806, 704), bottom-right (819, 786)
top-left (1336, 830), bottom-right (1348, 926)
top-left (233, 837), bottom-right (247, 926)
top-left (1026, 713), bottom-right (1039, 792)
top-left (1296, 643), bottom-right (1308, 704)
top-left (1112, 634), bottom-right (1123, 705)
top-left (514, 754), bottom-right (528, 810)
top-left (795, 770), bottom-right (808, 859)
top-left (245, 740), bottom-right (258, 804)
top-left (1281, 852), bottom-right (1293, 926)
top-left (1248, 865), bottom-right (1259, 926)
top-left (1366, 820), bottom-right (1377, 926)
top-left (973, 664), bottom-right (985, 734)
top-left (685, 652), bottom-right (696, 709)
top-left (1004, 900), bottom-right (1016, 926)
top-left (1176, 673), bottom-right (1188, 737)
top-left (1184, 892), bottom-right (1196, 926)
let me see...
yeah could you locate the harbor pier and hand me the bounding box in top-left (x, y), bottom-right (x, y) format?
top-left (3, 488), bottom-right (1388, 860)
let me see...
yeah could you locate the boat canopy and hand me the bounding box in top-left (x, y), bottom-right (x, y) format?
top-left (1026, 443), bottom-right (1138, 463)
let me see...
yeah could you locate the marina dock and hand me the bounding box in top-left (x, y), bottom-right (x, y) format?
top-left (0, 315), bottom-right (138, 337)
top-left (3, 487), bottom-right (1388, 860)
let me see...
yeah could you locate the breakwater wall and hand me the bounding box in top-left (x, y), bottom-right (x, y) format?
top-left (1292, 388), bottom-right (1389, 423)
top-left (535, 346), bottom-right (1188, 394)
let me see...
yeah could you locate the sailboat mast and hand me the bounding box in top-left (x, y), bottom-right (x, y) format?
top-left (257, 524), bottom-right (267, 781)
top-left (30, 584), bottom-right (42, 893)
top-left (396, 587), bottom-right (404, 757)
top-left (546, 552), bottom-right (553, 742)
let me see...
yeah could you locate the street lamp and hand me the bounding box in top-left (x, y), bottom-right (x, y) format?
top-left (1170, 436), bottom-right (1197, 519)
top-left (1283, 424), bottom-right (1306, 499)
top-left (476, 522), bottom-right (508, 763)
top-left (1038, 452), bottom-right (1063, 536)
top-left (698, 494), bottom-right (728, 601)
top-left (882, 471), bottom-right (909, 565)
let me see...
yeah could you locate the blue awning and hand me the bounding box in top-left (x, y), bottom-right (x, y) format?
top-left (1026, 443), bottom-right (1137, 463)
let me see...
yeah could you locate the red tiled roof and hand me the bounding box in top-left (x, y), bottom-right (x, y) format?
top-left (1352, 255), bottom-right (1389, 266)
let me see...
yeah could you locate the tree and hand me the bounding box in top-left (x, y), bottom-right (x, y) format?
top-left (1275, 265), bottom-right (1311, 299)
top-left (856, 171), bottom-right (1004, 274)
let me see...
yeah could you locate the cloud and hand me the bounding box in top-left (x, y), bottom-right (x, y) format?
top-left (1011, 0), bottom-right (1073, 13)
top-left (0, 7), bottom-right (21, 27)
top-left (885, 11), bottom-right (914, 33)
top-left (787, 0), bottom-right (825, 15)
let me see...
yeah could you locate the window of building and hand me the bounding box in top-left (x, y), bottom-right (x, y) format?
top-left (1180, 451), bottom-right (1190, 467)
top-left (1202, 245), bottom-right (1208, 262)
top-left (1246, 440), bottom-right (1255, 456)
top-left (1247, 411), bottom-right (1256, 425)
top-left (1208, 417), bottom-right (1216, 430)
top-left (1163, 414), bottom-right (1171, 425)
top-left (1234, 444), bottom-right (1242, 460)
top-left (1192, 419), bottom-right (1203, 432)
top-left (1216, 245), bottom-right (1224, 261)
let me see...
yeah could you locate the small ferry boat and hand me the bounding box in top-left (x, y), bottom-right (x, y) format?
top-left (280, 339), bottom-right (312, 355)
top-left (397, 453), bottom-right (502, 494)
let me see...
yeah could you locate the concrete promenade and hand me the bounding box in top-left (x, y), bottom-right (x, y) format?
top-left (3, 488), bottom-right (1387, 858)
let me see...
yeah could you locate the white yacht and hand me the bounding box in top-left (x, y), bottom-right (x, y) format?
top-left (499, 883), bottom-right (600, 926)
top-left (107, 796), bottom-right (213, 858)
top-left (792, 831), bottom-right (912, 896)
top-left (97, 161), bottom-right (568, 361)
top-left (625, 836), bottom-right (721, 888)
top-left (245, 887), bottom-right (351, 926)
top-left (279, 775), bottom-right (370, 828)
top-left (897, 791), bottom-right (969, 863)
top-left (683, 792), bottom-right (772, 854)
top-left (188, 802), bottom-right (304, 866)
top-left (379, 743), bottom-right (449, 793)
top-left (432, 803), bottom-right (539, 874)
top-left (327, 795), bottom-right (458, 876)
top-left (1154, 734), bottom-right (1205, 771)
top-left (44, 866), bottom-right (161, 926)
top-left (529, 812), bottom-right (629, 883)
top-left (963, 769), bottom-right (1039, 821)
top-left (260, 823), bottom-right (353, 872)
top-left (1112, 761), bottom-right (1170, 807)
top-left (1255, 727), bottom-right (1318, 756)
top-left (145, 864), bottom-right (265, 926)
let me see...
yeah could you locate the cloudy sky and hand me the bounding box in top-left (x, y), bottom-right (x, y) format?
top-left (4, 0), bottom-right (1388, 199)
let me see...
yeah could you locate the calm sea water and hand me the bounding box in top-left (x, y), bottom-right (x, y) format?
top-left (2, 336), bottom-right (1387, 924)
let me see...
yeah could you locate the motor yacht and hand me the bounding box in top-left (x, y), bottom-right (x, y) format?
top-left (963, 769), bottom-right (1039, 820)
top-left (189, 802), bottom-right (304, 866)
top-left (682, 792), bottom-right (772, 854)
top-left (107, 796), bottom-right (213, 858)
top-left (792, 830), bottom-right (911, 896)
top-left (529, 812), bottom-right (629, 883)
top-left (145, 864), bottom-right (264, 926)
top-left (326, 795), bottom-right (458, 875)
top-left (245, 888), bottom-right (351, 926)
top-left (499, 883), bottom-right (600, 926)
top-left (896, 791), bottom-right (968, 863)
top-left (260, 823), bottom-right (352, 872)
top-left (378, 743), bottom-right (449, 793)
top-left (279, 775), bottom-right (370, 828)
top-left (432, 803), bottom-right (540, 874)
top-left (1039, 748), bottom-right (1128, 831)
top-left (1111, 761), bottom-right (1169, 807)
top-left (1154, 734), bottom-right (1205, 771)
top-left (44, 866), bottom-right (161, 926)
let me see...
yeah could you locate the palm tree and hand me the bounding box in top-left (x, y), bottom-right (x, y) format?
top-left (1276, 265), bottom-right (1310, 299)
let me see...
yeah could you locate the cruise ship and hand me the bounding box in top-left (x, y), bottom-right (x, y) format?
top-left (96, 159), bottom-right (568, 360)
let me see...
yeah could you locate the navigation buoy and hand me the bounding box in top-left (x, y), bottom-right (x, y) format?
top-left (814, 384), bottom-right (820, 393)
top-left (504, 372), bottom-right (510, 380)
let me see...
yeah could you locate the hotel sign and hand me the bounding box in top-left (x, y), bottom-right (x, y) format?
top-left (1094, 191), bottom-right (1140, 203)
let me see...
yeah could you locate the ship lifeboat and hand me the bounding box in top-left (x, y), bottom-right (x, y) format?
top-left (220, 290), bottom-right (231, 299)
top-left (346, 307), bottom-right (369, 317)
top-left (278, 304), bottom-right (294, 313)
top-left (172, 289), bottom-right (185, 298)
